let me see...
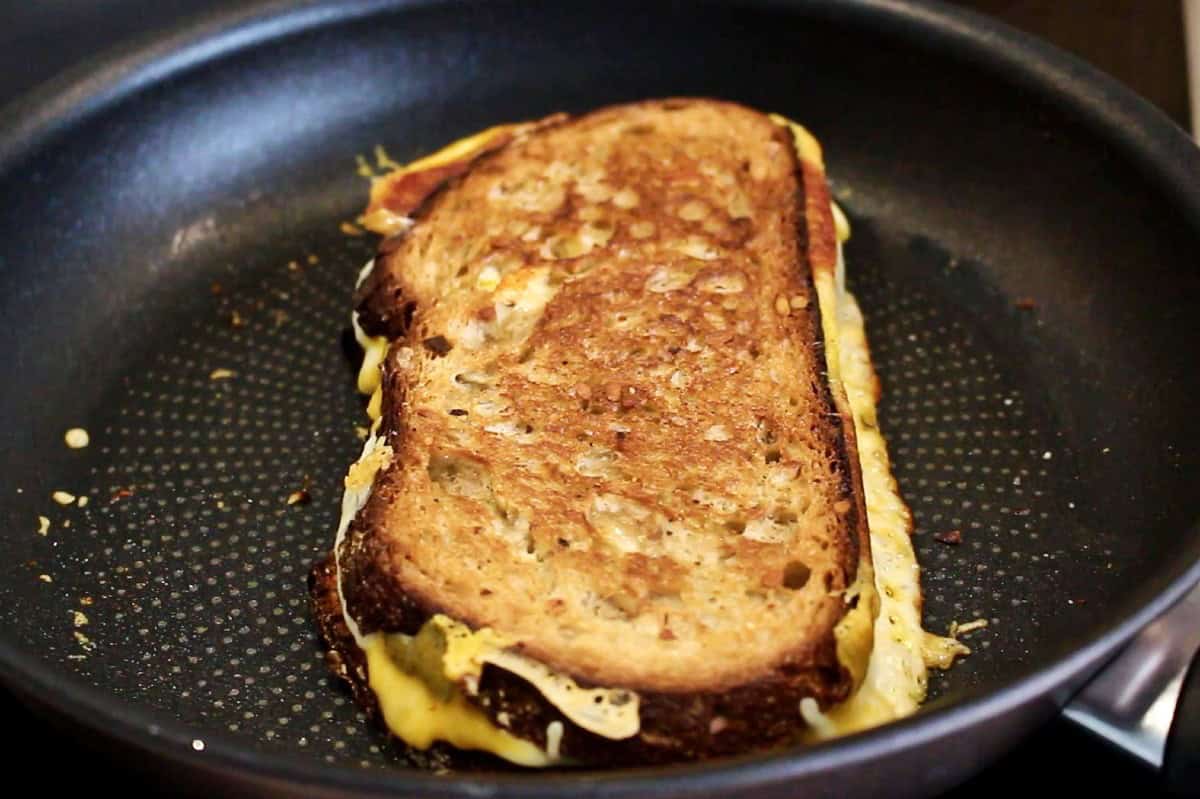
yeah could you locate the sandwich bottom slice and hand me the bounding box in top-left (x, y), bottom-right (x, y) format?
top-left (310, 99), bottom-right (967, 768)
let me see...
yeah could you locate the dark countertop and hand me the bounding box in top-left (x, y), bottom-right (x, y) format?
top-left (0, 1), bottom-right (1178, 795)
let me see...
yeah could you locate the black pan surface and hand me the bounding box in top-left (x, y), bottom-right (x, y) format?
top-left (1, 1), bottom-right (1198, 797)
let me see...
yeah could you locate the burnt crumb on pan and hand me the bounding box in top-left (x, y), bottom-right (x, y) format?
top-left (210, 282), bottom-right (223, 295)
top-left (422, 335), bottom-right (453, 357)
top-left (286, 489), bottom-right (311, 506)
top-left (74, 630), bottom-right (96, 652)
top-left (948, 619), bottom-right (988, 637)
top-left (64, 428), bottom-right (90, 449)
top-left (110, 487), bottom-right (135, 502)
top-left (932, 529), bottom-right (963, 545)
top-left (1014, 297), bottom-right (1037, 310)
top-left (287, 476), bottom-right (314, 506)
top-left (230, 310), bottom-right (246, 328)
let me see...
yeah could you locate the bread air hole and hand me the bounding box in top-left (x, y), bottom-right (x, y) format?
top-left (594, 596), bottom-right (632, 621)
top-left (772, 508), bottom-right (798, 525)
top-left (454, 370), bottom-right (496, 388)
top-left (782, 560), bottom-right (812, 590)
top-left (427, 454), bottom-right (492, 501)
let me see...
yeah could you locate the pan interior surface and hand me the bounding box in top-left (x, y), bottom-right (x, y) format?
top-left (0, 0), bottom-right (1198, 792)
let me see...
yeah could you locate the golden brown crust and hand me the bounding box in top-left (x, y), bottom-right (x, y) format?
top-left (327, 98), bottom-right (875, 762)
top-left (799, 159), bottom-right (838, 275)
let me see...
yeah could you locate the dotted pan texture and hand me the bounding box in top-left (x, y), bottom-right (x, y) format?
top-left (7, 212), bottom-right (1132, 771)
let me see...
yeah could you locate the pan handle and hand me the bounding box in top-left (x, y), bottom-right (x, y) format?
top-left (1165, 645), bottom-right (1200, 795)
top-left (1061, 582), bottom-right (1200, 794)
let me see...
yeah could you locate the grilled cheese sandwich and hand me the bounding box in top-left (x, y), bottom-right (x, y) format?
top-left (312, 99), bottom-right (964, 767)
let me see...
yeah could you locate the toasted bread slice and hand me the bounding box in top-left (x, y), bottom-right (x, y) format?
top-left (322, 99), bottom-right (889, 765)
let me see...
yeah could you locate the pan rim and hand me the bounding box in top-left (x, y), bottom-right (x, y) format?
top-left (1, 0), bottom-right (1199, 794)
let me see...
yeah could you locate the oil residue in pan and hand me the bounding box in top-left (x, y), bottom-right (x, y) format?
top-left (17, 214), bottom-right (1123, 769)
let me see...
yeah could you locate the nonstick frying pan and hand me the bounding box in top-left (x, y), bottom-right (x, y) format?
top-left (1, 1), bottom-right (1198, 796)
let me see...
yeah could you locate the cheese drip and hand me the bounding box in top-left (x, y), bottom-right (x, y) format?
top-left (362, 630), bottom-right (551, 766)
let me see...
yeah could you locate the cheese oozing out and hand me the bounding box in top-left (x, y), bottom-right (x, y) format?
top-left (332, 115), bottom-right (963, 765)
top-left (360, 619), bottom-right (552, 766)
top-left (773, 113), bottom-right (968, 735)
top-left (805, 237), bottom-right (968, 738)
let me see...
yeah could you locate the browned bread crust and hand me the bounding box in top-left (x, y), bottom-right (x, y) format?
top-left (318, 98), bottom-right (875, 765)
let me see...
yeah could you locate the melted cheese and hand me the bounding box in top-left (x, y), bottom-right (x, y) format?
top-left (481, 649), bottom-right (639, 739)
top-left (333, 431), bottom-right (391, 643)
top-left (351, 297), bottom-right (389, 398)
top-left (352, 259), bottom-right (389, 424)
top-left (331, 117), bottom-right (964, 765)
top-left (808, 241), bottom-right (968, 738)
top-left (362, 632), bottom-right (551, 766)
top-left (769, 113), bottom-right (825, 167)
top-left (434, 614), bottom-right (639, 739)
